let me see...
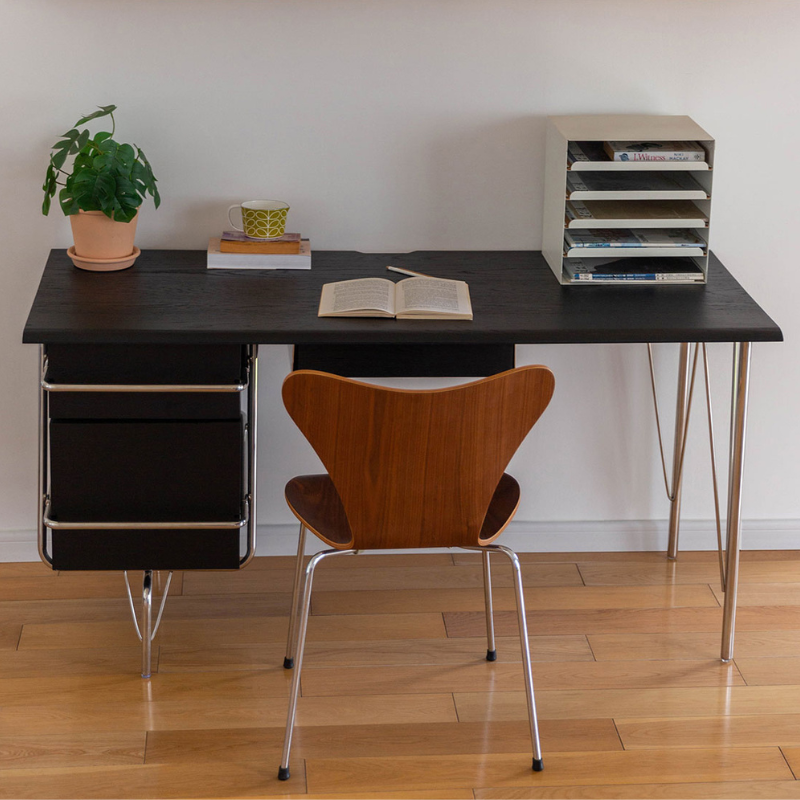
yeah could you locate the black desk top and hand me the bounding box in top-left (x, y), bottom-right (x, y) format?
top-left (23, 249), bottom-right (782, 346)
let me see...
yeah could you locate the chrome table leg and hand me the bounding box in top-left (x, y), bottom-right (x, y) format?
top-left (721, 342), bottom-right (751, 662)
top-left (668, 343), bottom-right (691, 560)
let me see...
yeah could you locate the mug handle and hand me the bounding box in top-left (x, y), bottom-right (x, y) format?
top-left (227, 204), bottom-right (244, 231)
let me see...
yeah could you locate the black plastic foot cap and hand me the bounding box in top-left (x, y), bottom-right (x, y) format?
top-left (283, 657), bottom-right (294, 670)
top-left (278, 766), bottom-right (291, 781)
top-left (532, 758), bottom-right (544, 772)
top-left (486, 649), bottom-right (497, 662)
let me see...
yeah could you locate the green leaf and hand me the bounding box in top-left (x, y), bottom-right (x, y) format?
top-left (94, 131), bottom-right (113, 143)
top-left (75, 129), bottom-right (90, 151)
top-left (74, 105), bottom-right (116, 127)
top-left (59, 186), bottom-right (81, 216)
top-left (51, 148), bottom-right (68, 170)
top-left (116, 143), bottom-right (135, 173)
top-left (42, 163), bottom-right (57, 215)
top-left (73, 152), bottom-right (94, 172)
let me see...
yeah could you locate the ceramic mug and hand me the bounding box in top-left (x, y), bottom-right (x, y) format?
top-left (227, 200), bottom-right (290, 240)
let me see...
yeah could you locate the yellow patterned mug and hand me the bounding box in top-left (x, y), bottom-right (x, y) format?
top-left (227, 200), bottom-right (290, 240)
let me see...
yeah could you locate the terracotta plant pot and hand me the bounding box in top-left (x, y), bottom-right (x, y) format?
top-left (69, 209), bottom-right (139, 269)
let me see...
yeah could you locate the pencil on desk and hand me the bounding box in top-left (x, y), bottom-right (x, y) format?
top-left (386, 266), bottom-right (436, 279)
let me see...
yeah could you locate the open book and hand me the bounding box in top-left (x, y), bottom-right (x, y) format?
top-left (318, 277), bottom-right (472, 320)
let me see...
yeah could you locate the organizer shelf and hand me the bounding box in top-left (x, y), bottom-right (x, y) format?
top-left (543, 114), bottom-right (715, 285)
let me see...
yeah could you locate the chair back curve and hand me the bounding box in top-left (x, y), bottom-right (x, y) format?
top-left (282, 365), bottom-right (555, 550)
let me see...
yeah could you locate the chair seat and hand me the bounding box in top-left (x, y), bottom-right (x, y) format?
top-left (285, 472), bottom-right (520, 550)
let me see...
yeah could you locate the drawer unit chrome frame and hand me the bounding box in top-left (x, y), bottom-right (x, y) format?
top-left (37, 343), bottom-right (259, 677)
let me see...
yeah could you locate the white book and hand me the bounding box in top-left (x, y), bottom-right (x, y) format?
top-left (318, 277), bottom-right (472, 320)
top-left (604, 141), bottom-right (706, 162)
top-left (207, 238), bottom-right (311, 269)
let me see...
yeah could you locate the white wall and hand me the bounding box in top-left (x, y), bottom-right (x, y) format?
top-left (1, 0), bottom-right (796, 557)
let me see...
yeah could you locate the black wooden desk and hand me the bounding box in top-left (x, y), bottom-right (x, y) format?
top-left (24, 249), bottom-right (783, 662)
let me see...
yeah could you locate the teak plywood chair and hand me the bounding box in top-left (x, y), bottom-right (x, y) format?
top-left (277, 366), bottom-right (556, 781)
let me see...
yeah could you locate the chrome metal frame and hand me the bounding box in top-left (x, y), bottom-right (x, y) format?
top-left (667, 343), bottom-right (692, 559)
top-left (283, 523), bottom-right (307, 669)
top-left (649, 341), bottom-right (753, 661)
top-left (279, 548), bottom-right (358, 781)
top-left (482, 549), bottom-right (497, 661)
top-left (278, 542), bottom-right (543, 781)
top-left (36, 343), bottom-right (260, 673)
top-left (124, 569), bottom-right (174, 678)
top-left (721, 342), bottom-right (751, 662)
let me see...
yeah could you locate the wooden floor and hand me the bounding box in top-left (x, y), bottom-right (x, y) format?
top-left (5, 551), bottom-right (800, 798)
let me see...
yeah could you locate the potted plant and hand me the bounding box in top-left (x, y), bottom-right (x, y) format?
top-left (42, 105), bottom-right (160, 271)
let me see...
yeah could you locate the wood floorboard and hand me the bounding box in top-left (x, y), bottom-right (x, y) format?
top-left (452, 551), bottom-right (800, 565)
top-left (0, 732), bottom-right (145, 770)
top-left (19, 611), bottom-right (447, 650)
top-left (182, 563), bottom-right (584, 595)
top-left (304, 748), bottom-right (794, 793)
top-left (312, 584), bottom-right (718, 615)
top-left (616, 712), bottom-right (800, 749)
top-left (0, 623), bottom-right (21, 649)
top-left (4, 552), bottom-right (800, 799)
top-left (474, 782), bottom-right (800, 799)
top-left (588, 630), bottom-right (800, 661)
top-left (0, 671), bottom-right (292, 707)
top-left (144, 719), bottom-right (621, 764)
top-left (0, 693), bottom-right (459, 735)
top-left (159, 635), bottom-right (592, 672)
top-left (456, 684), bottom-right (800, 721)
top-left (578, 561), bottom-right (800, 586)
top-left (712, 583), bottom-right (800, 606)
top-left (0, 561), bottom-right (56, 577)
top-left (735, 657), bottom-right (800, 686)
top-left (0, 762), bottom-right (306, 799)
top-left (0, 645), bottom-right (154, 677)
top-left (299, 659), bottom-right (743, 697)
top-left (444, 607), bottom-right (726, 637)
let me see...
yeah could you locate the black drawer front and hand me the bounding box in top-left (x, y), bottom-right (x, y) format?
top-left (46, 344), bottom-right (247, 384)
top-left (49, 392), bottom-right (241, 420)
top-left (51, 529), bottom-right (241, 571)
top-left (49, 419), bottom-right (244, 522)
top-left (46, 344), bottom-right (247, 420)
top-left (293, 343), bottom-right (515, 377)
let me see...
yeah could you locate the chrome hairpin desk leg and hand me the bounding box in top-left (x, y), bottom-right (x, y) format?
top-left (721, 342), bottom-right (751, 662)
top-left (667, 343), bottom-right (692, 560)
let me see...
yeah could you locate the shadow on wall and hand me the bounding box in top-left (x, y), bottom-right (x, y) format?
top-left (421, 115), bottom-right (546, 250)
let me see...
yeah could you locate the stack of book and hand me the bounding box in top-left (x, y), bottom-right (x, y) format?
top-left (207, 231), bottom-right (311, 270)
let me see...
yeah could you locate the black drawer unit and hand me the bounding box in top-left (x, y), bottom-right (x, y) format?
top-left (48, 419), bottom-right (244, 570)
top-left (37, 342), bottom-right (258, 676)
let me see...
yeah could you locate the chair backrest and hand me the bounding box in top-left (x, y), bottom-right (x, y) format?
top-left (282, 365), bottom-right (555, 550)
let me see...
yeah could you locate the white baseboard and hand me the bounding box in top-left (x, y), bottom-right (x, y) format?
top-left (4, 519), bottom-right (799, 563)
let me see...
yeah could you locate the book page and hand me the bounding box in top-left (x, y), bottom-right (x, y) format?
top-left (318, 278), bottom-right (395, 317)
top-left (395, 277), bottom-right (472, 320)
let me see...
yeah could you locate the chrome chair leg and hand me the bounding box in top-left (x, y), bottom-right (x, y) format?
top-left (489, 544), bottom-right (543, 771)
top-left (279, 548), bottom-right (358, 781)
top-left (284, 523), bottom-right (307, 669)
top-left (482, 550), bottom-right (497, 661)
